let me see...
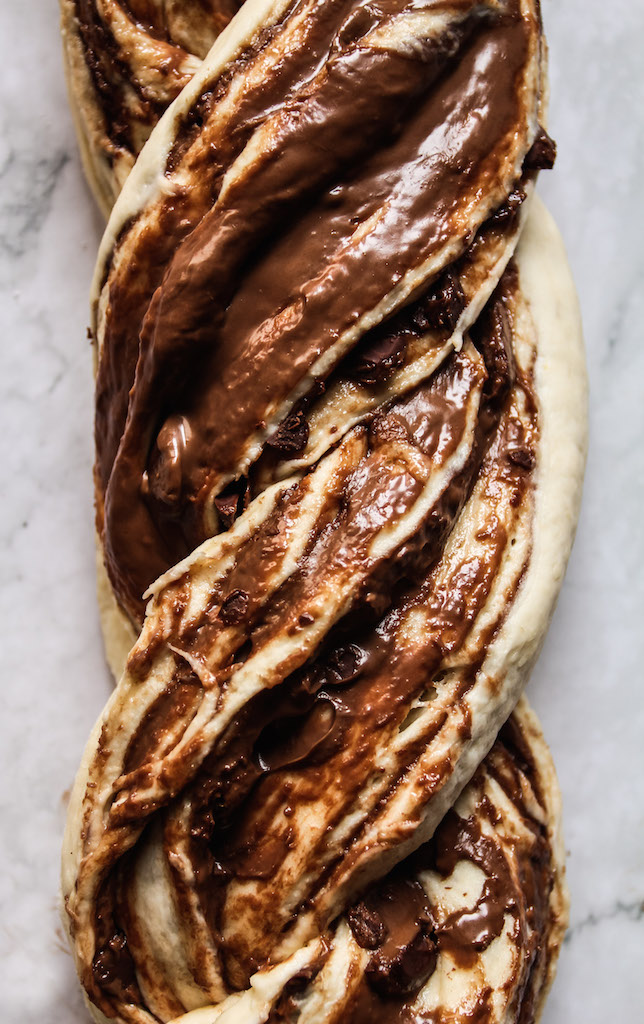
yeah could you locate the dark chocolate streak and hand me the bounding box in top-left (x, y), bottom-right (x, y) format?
top-left (96, 0), bottom-right (537, 620)
top-left (95, 0), bottom-right (357, 496)
top-left (75, 0), bottom-right (139, 153)
top-left (89, 875), bottom-right (142, 1011)
top-left (121, 338), bottom-right (489, 805)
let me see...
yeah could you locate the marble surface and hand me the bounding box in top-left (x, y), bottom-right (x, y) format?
top-left (0, 1), bottom-right (642, 1020)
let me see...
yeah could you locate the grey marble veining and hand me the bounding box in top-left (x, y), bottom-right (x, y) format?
top-left (0, 1), bottom-right (642, 1021)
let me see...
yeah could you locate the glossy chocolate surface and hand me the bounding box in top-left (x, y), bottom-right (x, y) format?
top-left (93, 0), bottom-right (542, 620)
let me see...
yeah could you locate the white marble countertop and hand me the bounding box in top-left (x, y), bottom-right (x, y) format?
top-left (0, 1), bottom-right (642, 1020)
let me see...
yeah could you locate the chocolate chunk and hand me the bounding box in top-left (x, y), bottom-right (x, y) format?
top-left (523, 127), bottom-right (557, 171)
top-left (490, 187), bottom-right (527, 228)
top-left (366, 922), bottom-right (438, 997)
top-left (214, 477), bottom-right (250, 530)
top-left (299, 643), bottom-right (365, 694)
top-left (352, 332), bottom-right (407, 385)
top-left (214, 493), bottom-right (238, 529)
top-left (146, 415), bottom-right (191, 507)
top-left (507, 447), bottom-right (535, 471)
top-left (92, 932), bottom-right (138, 1003)
top-left (411, 269), bottom-right (466, 333)
top-left (348, 902), bottom-right (386, 949)
top-left (219, 589), bottom-right (249, 626)
top-left (265, 409), bottom-right (310, 457)
top-left (327, 643), bottom-right (365, 683)
top-left (350, 268), bottom-right (466, 390)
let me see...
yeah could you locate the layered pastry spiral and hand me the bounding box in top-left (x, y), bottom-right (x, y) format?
top-left (60, 1), bottom-right (587, 1022)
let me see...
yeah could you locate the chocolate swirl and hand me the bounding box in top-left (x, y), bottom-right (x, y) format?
top-left (251, 699), bottom-right (568, 1024)
top-left (89, 0), bottom-right (547, 627)
top-left (64, 679), bottom-right (568, 1022)
top-left (63, 182), bottom-right (589, 1018)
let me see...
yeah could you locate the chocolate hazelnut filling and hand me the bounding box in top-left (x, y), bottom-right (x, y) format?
top-left (93, 0), bottom-right (547, 622)
top-left (261, 714), bottom-right (555, 1024)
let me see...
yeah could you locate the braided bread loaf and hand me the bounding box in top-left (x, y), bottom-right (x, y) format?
top-left (60, 2), bottom-right (587, 1021)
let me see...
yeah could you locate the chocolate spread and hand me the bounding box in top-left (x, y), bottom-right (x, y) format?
top-left (93, 0), bottom-right (544, 621)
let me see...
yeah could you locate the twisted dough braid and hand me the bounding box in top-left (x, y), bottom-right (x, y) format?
top-left (63, 201), bottom-right (585, 1022)
top-left (157, 699), bottom-right (568, 1024)
top-left (91, 0), bottom-right (547, 627)
top-left (60, 2), bottom-right (586, 1021)
top-left (66, 699), bottom-right (568, 1023)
